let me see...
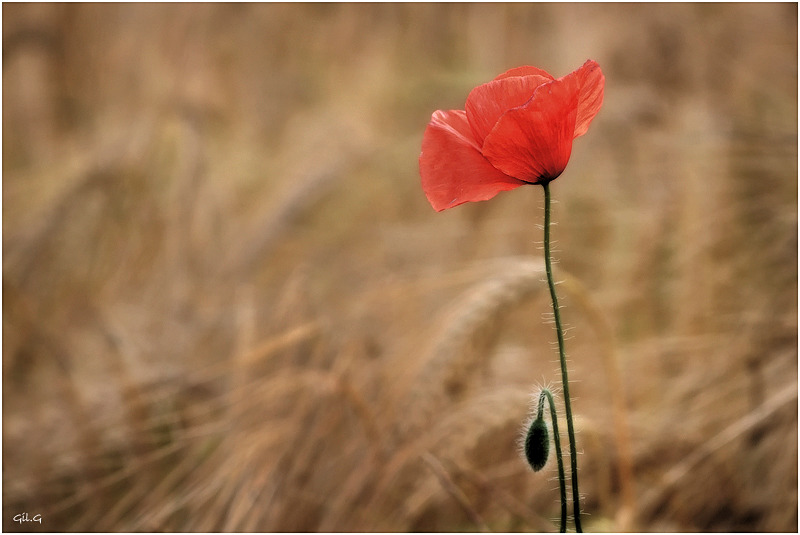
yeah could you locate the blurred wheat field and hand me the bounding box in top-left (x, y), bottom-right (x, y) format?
top-left (2, 3), bottom-right (797, 532)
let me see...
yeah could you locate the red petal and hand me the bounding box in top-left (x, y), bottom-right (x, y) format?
top-left (568, 59), bottom-right (605, 138)
top-left (481, 77), bottom-right (579, 184)
top-left (420, 110), bottom-right (526, 211)
top-left (494, 65), bottom-right (555, 81)
top-left (465, 74), bottom-right (551, 146)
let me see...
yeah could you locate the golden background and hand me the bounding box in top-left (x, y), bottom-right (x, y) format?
top-left (3, 3), bottom-right (797, 531)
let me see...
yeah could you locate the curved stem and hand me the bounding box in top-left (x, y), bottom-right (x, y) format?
top-left (539, 389), bottom-right (567, 533)
top-left (542, 182), bottom-right (582, 532)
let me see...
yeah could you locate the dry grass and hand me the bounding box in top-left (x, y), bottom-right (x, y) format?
top-left (3, 3), bottom-right (797, 532)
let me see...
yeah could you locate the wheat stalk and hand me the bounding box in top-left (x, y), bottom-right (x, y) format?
top-left (398, 258), bottom-right (547, 439)
top-left (638, 381), bottom-right (797, 521)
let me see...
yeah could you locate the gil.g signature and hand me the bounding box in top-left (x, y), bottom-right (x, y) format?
top-left (13, 513), bottom-right (42, 524)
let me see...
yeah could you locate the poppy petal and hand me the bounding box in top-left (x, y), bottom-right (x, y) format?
top-left (420, 109), bottom-right (526, 211)
top-left (481, 77), bottom-right (579, 184)
top-left (568, 59), bottom-right (605, 138)
top-left (465, 74), bottom-right (552, 146)
top-left (494, 65), bottom-right (554, 81)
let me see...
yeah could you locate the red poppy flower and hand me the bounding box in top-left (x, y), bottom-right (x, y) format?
top-left (419, 60), bottom-right (605, 211)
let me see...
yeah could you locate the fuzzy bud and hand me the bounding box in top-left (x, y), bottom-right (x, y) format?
top-left (524, 416), bottom-right (549, 471)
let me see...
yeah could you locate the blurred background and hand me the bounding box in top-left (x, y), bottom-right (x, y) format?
top-left (3, 3), bottom-right (797, 532)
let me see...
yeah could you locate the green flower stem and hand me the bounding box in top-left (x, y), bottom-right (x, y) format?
top-left (538, 388), bottom-right (567, 533)
top-left (542, 182), bottom-right (582, 532)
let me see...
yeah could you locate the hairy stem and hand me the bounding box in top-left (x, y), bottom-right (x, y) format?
top-left (542, 182), bottom-right (582, 532)
top-left (539, 388), bottom-right (567, 532)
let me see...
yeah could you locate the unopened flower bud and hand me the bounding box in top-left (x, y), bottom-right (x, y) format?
top-left (524, 416), bottom-right (549, 471)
